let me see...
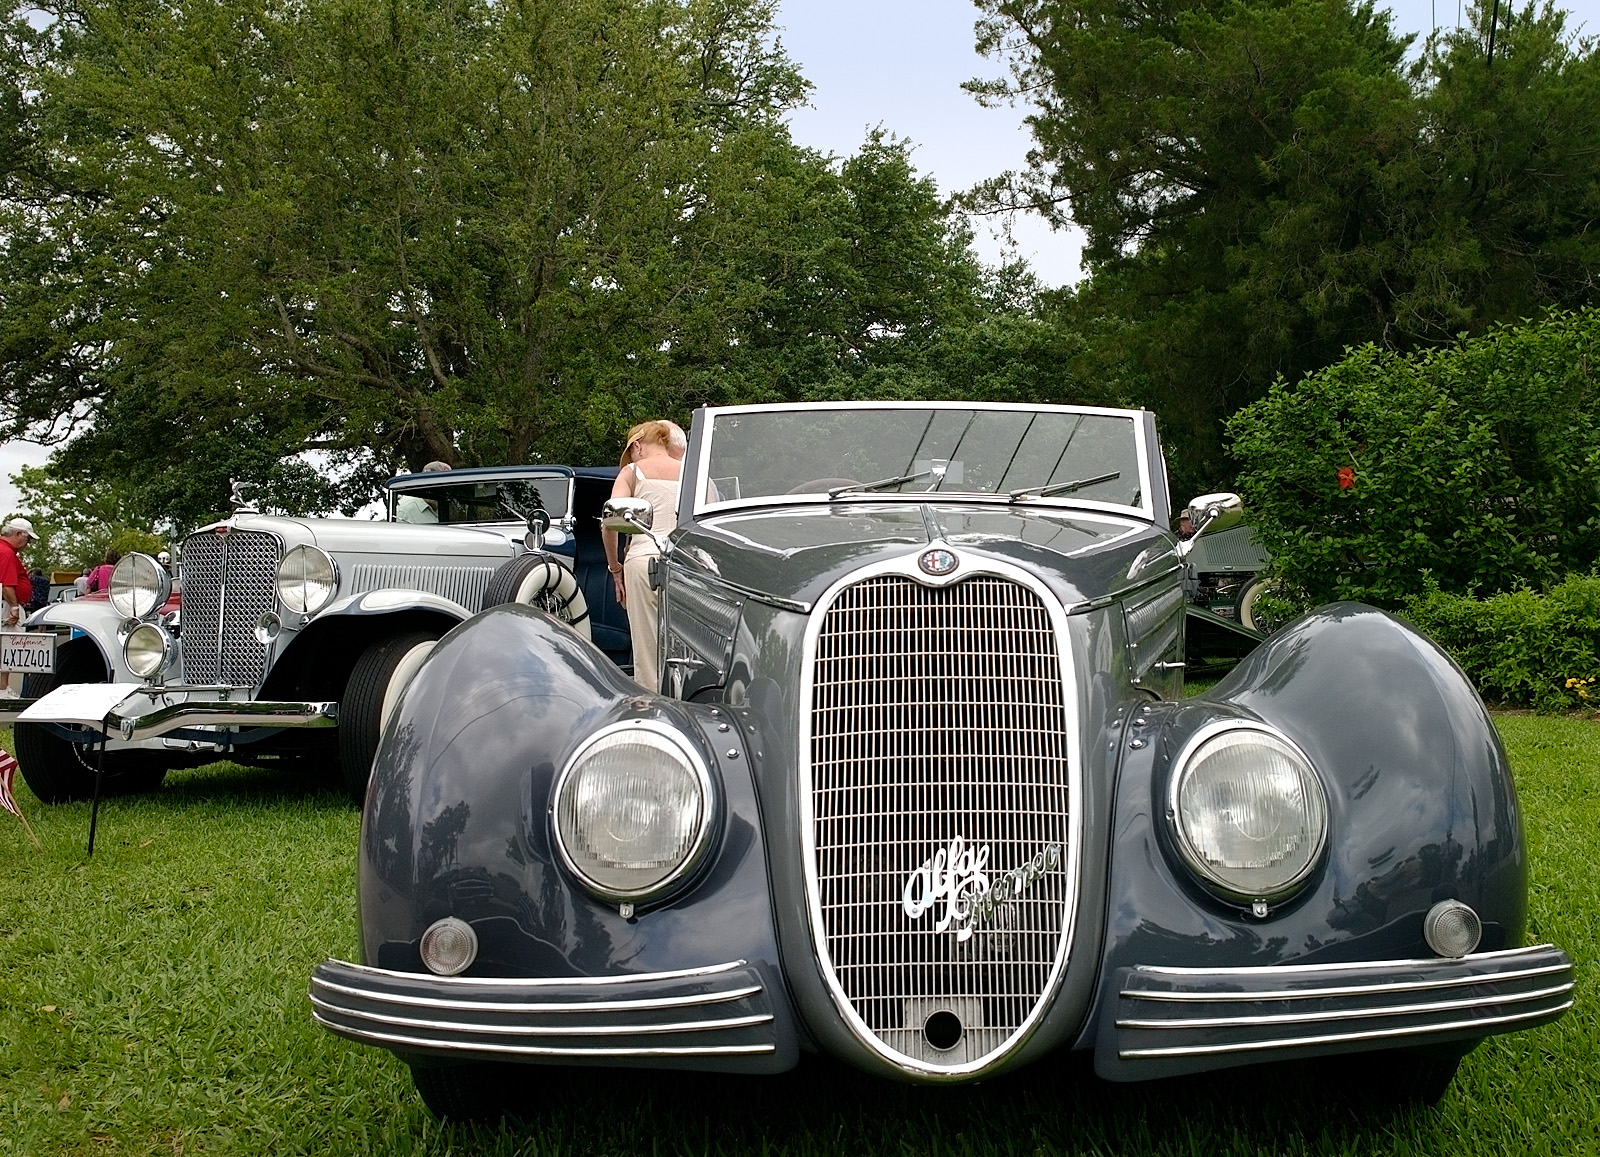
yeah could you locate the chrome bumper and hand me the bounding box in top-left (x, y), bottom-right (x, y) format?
top-left (0, 687), bottom-right (338, 738)
top-left (1095, 943), bottom-right (1574, 1079)
top-left (311, 958), bottom-right (795, 1073)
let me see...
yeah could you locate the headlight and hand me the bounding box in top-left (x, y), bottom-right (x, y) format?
top-left (1169, 723), bottom-right (1328, 904)
top-left (553, 721), bottom-right (714, 906)
top-left (109, 553), bottom-right (172, 621)
top-left (277, 545), bottom-right (338, 614)
top-left (123, 621), bottom-right (174, 679)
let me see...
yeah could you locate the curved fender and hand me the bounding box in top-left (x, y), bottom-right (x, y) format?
top-left (1083, 603), bottom-right (1527, 1038)
top-left (355, 603), bottom-right (799, 1066)
top-left (316, 588), bottom-right (475, 621)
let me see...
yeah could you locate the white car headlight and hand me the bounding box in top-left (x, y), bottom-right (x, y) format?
top-left (553, 721), bottom-right (714, 905)
top-left (123, 621), bottom-right (174, 679)
top-left (277, 545), bottom-right (338, 615)
top-left (109, 553), bottom-right (172, 621)
top-left (1170, 723), bottom-right (1328, 904)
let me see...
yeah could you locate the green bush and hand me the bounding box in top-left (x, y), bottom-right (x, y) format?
top-left (1226, 308), bottom-right (1600, 608)
top-left (1402, 576), bottom-right (1600, 712)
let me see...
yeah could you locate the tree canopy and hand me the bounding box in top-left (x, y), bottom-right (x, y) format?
top-left (969, 0), bottom-right (1600, 490)
top-left (0, 0), bottom-right (1005, 529)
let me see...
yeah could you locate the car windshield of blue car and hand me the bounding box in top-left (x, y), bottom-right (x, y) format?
top-left (697, 405), bottom-right (1147, 516)
top-left (388, 476), bottom-right (572, 525)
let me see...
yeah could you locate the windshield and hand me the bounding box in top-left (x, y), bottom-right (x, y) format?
top-left (388, 475), bottom-right (573, 525)
top-left (697, 405), bottom-right (1146, 514)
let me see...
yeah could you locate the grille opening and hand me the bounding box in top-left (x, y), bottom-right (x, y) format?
top-left (924, 1010), bottom-right (964, 1052)
top-left (809, 573), bottom-right (1075, 1069)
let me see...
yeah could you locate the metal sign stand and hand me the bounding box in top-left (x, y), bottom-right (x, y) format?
top-left (86, 730), bottom-right (107, 857)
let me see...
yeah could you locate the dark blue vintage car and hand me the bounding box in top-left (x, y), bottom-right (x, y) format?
top-left (311, 402), bottom-right (1573, 1118)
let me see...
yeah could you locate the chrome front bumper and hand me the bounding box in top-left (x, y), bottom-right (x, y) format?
top-left (1095, 943), bottom-right (1574, 1079)
top-left (0, 686), bottom-right (338, 739)
top-left (311, 958), bottom-right (796, 1073)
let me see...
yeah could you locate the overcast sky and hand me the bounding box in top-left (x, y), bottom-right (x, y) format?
top-left (5, 0), bottom-right (1596, 521)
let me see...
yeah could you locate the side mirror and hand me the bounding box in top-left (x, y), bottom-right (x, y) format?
top-left (1176, 492), bottom-right (1244, 557)
top-left (524, 508), bottom-right (551, 552)
top-left (601, 497), bottom-right (655, 534)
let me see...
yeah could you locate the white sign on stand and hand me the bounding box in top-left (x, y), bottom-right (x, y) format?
top-left (17, 683), bottom-right (144, 729)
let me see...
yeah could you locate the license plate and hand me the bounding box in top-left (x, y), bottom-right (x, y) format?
top-left (1, 630), bottom-right (56, 674)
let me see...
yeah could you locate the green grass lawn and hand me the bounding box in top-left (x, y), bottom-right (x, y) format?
top-left (1, 716), bottom-right (1595, 1157)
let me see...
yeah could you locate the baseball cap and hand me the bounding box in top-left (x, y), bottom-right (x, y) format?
top-left (2, 517), bottom-right (37, 540)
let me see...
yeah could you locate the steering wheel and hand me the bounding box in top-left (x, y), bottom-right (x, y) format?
top-left (786, 477), bottom-right (860, 494)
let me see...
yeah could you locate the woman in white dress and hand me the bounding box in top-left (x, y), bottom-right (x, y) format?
top-left (602, 420), bottom-right (685, 691)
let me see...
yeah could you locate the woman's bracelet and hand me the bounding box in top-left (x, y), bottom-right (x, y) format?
top-left (608, 564), bottom-right (623, 574)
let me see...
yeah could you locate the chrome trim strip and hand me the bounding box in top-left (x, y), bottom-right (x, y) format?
top-left (312, 977), bottom-right (762, 1015)
top-left (1117, 983), bottom-right (1574, 1030)
top-left (1122, 961), bottom-right (1572, 1003)
top-left (310, 996), bottom-right (772, 1038)
top-left (665, 558), bottom-right (811, 614)
top-left (311, 1018), bottom-right (777, 1058)
top-left (324, 957), bottom-right (749, 988)
top-left (1130, 944), bottom-right (1561, 978)
top-left (1120, 1000), bottom-right (1576, 1059)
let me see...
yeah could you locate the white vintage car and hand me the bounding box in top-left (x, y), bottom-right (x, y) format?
top-left (0, 467), bottom-right (624, 802)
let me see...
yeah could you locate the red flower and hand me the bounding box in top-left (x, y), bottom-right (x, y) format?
top-left (1337, 466), bottom-right (1356, 490)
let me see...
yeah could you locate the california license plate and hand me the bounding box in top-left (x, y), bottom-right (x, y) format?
top-left (0, 630), bottom-right (56, 674)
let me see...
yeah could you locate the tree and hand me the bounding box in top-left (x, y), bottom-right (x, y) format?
top-left (2, 1), bottom-right (1004, 521)
top-left (968, 0), bottom-right (1600, 491)
top-left (1227, 307), bottom-right (1600, 608)
top-left (7, 462), bottom-right (164, 573)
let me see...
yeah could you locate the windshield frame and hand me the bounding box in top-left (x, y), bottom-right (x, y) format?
top-left (689, 402), bottom-right (1159, 523)
top-left (384, 467), bottom-right (579, 527)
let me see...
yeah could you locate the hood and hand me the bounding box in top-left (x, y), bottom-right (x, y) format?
top-left (193, 513), bottom-right (518, 562)
top-left (673, 502), bottom-right (1178, 609)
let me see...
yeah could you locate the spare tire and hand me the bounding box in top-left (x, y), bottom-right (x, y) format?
top-left (1236, 575), bottom-right (1285, 633)
top-left (481, 552), bottom-right (591, 640)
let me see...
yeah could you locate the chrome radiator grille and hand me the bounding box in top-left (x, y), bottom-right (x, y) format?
top-left (179, 530), bottom-right (281, 687)
top-left (808, 574), bottom-right (1074, 1070)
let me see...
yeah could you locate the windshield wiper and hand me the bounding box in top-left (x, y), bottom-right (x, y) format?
top-left (828, 470), bottom-right (934, 499)
top-left (1007, 470), bottom-right (1121, 502)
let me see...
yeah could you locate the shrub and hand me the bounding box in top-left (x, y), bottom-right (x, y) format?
top-left (1226, 308), bottom-right (1600, 608)
top-left (1402, 576), bottom-right (1600, 712)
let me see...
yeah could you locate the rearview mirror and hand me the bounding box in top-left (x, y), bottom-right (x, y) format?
top-left (1176, 492), bottom-right (1244, 557)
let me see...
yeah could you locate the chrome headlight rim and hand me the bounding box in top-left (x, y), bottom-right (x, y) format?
top-left (108, 552), bottom-right (173, 621)
top-left (276, 545), bottom-right (339, 615)
top-left (551, 719), bottom-right (717, 906)
top-left (1167, 720), bottom-right (1329, 906)
top-left (122, 619), bottom-right (175, 679)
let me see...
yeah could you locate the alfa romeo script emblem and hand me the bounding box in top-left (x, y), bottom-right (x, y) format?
top-left (902, 835), bottom-right (1062, 942)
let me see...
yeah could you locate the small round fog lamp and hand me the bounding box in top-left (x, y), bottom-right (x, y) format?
top-left (123, 621), bottom-right (172, 679)
top-left (419, 917), bottom-right (478, 977)
top-left (1423, 900), bottom-right (1482, 959)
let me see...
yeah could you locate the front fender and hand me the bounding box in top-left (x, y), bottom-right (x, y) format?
top-left (27, 600), bottom-right (128, 678)
top-left (317, 588), bottom-right (475, 621)
top-left (1086, 603), bottom-right (1529, 1038)
top-left (355, 604), bottom-right (799, 1067)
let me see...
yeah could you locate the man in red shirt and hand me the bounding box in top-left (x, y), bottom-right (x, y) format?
top-left (0, 517), bottom-right (38, 699)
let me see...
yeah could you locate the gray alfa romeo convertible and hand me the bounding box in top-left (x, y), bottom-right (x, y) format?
top-left (310, 401), bottom-right (1574, 1118)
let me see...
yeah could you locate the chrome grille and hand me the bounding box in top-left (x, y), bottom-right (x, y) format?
top-left (348, 563), bottom-right (495, 609)
top-left (808, 573), bottom-right (1073, 1070)
top-left (179, 529), bottom-right (281, 687)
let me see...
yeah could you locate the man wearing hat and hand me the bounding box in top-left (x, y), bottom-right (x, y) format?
top-left (0, 517), bottom-right (38, 699)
